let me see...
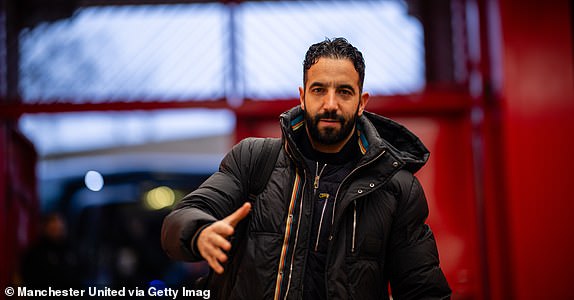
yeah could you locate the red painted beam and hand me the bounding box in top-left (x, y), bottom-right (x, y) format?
top-left (0, 98), bottom-right (228, 119)
top-left (0, 89), bottom-right (472, 119)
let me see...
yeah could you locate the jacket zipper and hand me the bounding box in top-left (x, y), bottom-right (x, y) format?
top-left (314, 193), bottom-right (330, 252)
top-left (322, 149), bottom-right (387, 298)
top-left (330, 150), bottom-right (386, 251)
top-left (352, 200), bottom-right (357, 253)
top-left (313, 162), bottom-right (328, 252)
top-left (313, 162), bottom-right (327, 192)
top-left (331, 150), bottom-right (386, 226)
top-left (282, 169), bottom-right (307, 300)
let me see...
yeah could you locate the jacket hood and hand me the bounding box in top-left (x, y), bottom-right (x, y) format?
top-left (280, 106), bottom-right (429, 173)
top-left (360, 111), bottom-right (429, 173)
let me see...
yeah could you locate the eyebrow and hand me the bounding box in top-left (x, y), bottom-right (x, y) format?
top-left (309, 82), bottom-right (356, 93)
top-left (338, 84), bottom-right (356, 93)
top-left (309, 81), bottom-right (327, 89)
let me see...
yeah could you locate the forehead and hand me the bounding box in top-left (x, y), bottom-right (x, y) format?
top-left (306, 58), bottom-right (359, 86)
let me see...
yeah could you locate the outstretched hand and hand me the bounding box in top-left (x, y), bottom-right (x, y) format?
top-left (196, 202), bottom-right (251, 274)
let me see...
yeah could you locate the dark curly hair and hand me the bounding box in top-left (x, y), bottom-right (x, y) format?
top-left (303, 37), bottom-right (366, 93)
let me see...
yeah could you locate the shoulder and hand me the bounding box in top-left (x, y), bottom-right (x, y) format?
top-left (230, 137), bottom-right (280, 158)
top-left (222, 137), bottom-right (266, 168)
top-left (385, 169), bottom-right (416, 197)
top-left (221, 137), bottom-right (283, 176)
top-left (385, 169), bottom-right (429, 224)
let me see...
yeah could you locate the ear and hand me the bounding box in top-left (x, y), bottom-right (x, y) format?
top-left (299, 86), bottom-right (305, 110)
top-left (358, 92), bottom-right (370, 116)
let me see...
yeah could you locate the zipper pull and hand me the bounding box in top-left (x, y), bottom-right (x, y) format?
top-left (314, 175), bottom-right (320, 189)
top-left (313, 163), bottom-right (327, 191)
top-left (315, 193), bottom-right (330, 252)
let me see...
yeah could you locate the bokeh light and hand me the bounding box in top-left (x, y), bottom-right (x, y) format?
top-left (145, 186), bottom-right (175, 210)
top-left (84, 170), bottom-right (104, 191)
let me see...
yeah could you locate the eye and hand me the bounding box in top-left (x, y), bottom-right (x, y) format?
top-left (339, 89), bottom-right (353, 96)
top-left (311, 87), bottom-right (325, 93)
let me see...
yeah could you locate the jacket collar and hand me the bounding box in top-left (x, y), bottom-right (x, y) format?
top-left (280, 106), bottom-right (429, 174)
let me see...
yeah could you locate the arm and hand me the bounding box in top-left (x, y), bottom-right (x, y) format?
top-left (161, 138), bottom-right (259, 262)
top-left (387, 172), bottom-right (451, 300)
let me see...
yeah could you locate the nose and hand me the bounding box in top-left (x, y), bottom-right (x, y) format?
top-left (323, 90), bottom-right (338, 112)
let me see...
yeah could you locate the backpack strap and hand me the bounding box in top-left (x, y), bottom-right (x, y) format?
top-left (248, 137), bottom-right (282, 200)
top-left (196, 137), bottom-right (282, 294)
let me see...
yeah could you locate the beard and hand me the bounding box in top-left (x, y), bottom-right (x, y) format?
top-left (304, 108), bottom-right (358, 146)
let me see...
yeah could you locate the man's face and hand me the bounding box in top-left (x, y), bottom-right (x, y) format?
top-left (299, 58), bottom-right (369, 152)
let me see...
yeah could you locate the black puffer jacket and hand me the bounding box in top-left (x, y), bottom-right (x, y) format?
top-left (161, 106), bottom-right (451, 299)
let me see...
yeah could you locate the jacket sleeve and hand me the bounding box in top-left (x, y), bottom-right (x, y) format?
top-left (161, 138), bottom-right (259, 262)
top-left (386, 172), bottom-right (451, 299)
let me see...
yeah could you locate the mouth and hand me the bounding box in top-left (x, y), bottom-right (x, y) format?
top-left (318, 119), bottom-right (341, 127)
top-left (320, 118), bottom-right (339, 123)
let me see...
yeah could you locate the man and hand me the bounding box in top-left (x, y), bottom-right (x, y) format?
top-left (162, 37), bottom-right (451, 299)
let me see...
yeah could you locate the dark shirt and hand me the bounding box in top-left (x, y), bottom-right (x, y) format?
top-left (297, 131), bottom-right (361, 299)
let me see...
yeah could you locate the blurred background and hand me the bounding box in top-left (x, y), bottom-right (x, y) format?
top-left (0, 0), bottom-right (573, 299)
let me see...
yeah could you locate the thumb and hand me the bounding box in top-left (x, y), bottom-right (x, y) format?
top-left (223, 202), bottom-right (252, 228)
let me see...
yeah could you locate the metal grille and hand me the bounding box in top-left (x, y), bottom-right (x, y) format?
top-left (240, 1), bottom-right (425, 98)
top-left (19, 3), bottom-right (227, 102)
top-left (19, 0), bottom-right (425, 103)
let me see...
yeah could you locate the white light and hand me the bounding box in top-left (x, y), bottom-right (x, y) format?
top-left (85, 170), bottom-right (104, 191)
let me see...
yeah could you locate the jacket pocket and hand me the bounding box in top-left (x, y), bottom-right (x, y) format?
top-left (230, 232), bottom-right (282, 300)
top-left (361, 236), bottom-right (383, 257)
top-left (345, 257), bottom-right (384, 300)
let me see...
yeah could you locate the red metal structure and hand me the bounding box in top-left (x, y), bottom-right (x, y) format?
top-left (1, 0), bottom-right (573, 299)
top-left (492, 1), bottom-right (574, 299)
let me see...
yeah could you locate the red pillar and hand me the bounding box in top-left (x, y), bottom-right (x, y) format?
top-left (493, 0), bottom-right (574, 299)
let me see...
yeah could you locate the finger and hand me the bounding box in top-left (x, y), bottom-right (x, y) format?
top-left (223, 202), bottom-right (252, 228)
top-left (210, 234), bottom-right (232, 252)
top-left (211, 247), bottom-right (229, 264)
top-left (207, 246), bottom-right (228, 274)
top-left (197, 225), bottom-right (231, 257)
top-left (209, 221), bottom-right (235, 237)
top-left (206, 254), bottom-right (224, 274)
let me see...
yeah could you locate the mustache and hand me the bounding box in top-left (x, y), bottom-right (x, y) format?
top-left (314, 111), bottom-right (345, 123)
